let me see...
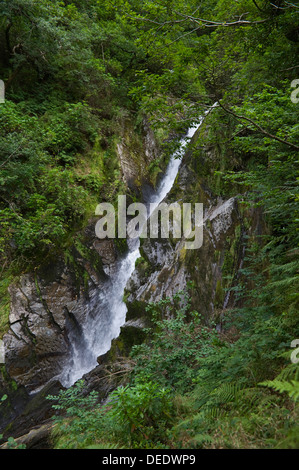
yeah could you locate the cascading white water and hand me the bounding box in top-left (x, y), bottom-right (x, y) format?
top-left (59, 118), bottom-right (205, 388)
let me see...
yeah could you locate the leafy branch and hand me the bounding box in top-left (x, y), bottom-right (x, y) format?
top-left (125, 9), bottom-right (270, 30)
top-left (218, 101), bottom-right (299, 151)
top-left (172, 10), bottom-right (270, 28)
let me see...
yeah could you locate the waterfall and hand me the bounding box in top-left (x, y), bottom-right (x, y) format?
top-left (59, 119), bottom-right (205, 388)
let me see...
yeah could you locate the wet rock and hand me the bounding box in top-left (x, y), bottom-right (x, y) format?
top-left (116, 117), bottom-right (161, 192)
top-left (4, 270), bottom-right (82, 392)
top-left (124, 123), bottom-right (263, 323)
top-left (0, 117), bottom-right (165, 445)
top-left (2, 222), bottom-right (113, 393)
top-left (0, 369), bottom-right (29, 435)
top-left (93, 239), bottom-right (117, 266)
top-left (0, 422), bottom-right (54, 449)
top-left (0, 378), bottom-right (63, 445)
top-left (125, 196), bottom-right (242, 319)
top-left (82, 318), bottom-right (147, 400)
top-left (104, 318), bottom-right (148, 360)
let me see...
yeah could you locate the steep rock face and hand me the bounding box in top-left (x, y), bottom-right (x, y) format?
top-left (0, 114), bottom-right (265, 445)
top-left (125, 195), bottom-right (243, 322)
top-left (0, 119), bottom-right (163, 445)
top-left (125, 123), bottom-right (264, 325)
top-left (0, 378), bottom-right (63, 447)
top-left (116, 117), bottom-right (161, 193)
top-left (3, 228), bottom-right (109, 393)
top-left (2, 118), bottom-right (161, 395)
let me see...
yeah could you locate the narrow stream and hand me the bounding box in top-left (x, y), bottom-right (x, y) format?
top-left (60, 120), bottom-right (203, 388)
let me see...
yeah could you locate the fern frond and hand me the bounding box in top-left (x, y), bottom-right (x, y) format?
top-left (209, 382), bottom-right (243, 406)
top-left (190, 433), bottom-right (214, 447)
top-left (274, 363), bottom-right (299, 382)
top-left (260, 379), bottom-right (299, 402)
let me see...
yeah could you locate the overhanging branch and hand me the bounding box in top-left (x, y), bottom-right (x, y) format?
top-left (218, 101), bottom-right (299, 151)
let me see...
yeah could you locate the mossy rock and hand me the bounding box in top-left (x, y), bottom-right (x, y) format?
top-left (125, 299), bottom-right (148, 322)
top-left (105, 323), bottom-right (147, 363)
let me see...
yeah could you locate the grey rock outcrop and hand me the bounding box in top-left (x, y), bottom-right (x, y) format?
top-left (124, 122), bottom-right (264, 325)
top-left (2, 118), bottom-right (161, 395)
top-left (3, 239), bottom-right (107, 393)
top-left (116, 117), bottom-right (161, 192)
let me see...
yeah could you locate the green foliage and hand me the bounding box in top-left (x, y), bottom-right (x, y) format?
top-left (47, 380), bottom-right (99, 417)
top-left (130, 289), bottom-right (218, 393)
top-left (0, 274), bottom-right (12, 337)
top-left (47, 380), bottom-right (108, 449)
top-left (1, 0), bottom-right (298, 450)
top-left (48, 274), bottom-right (299, 449)
top-left (5, 437), bottom-right (26, 449)
top-left (0, 0), bottom-right (150, 270)
top-left (261, 379), bottom-right (299, 403)
top-left (47, 379), bottom-right (174, 449)
top-left (108, 382), bottom-right (173, 448)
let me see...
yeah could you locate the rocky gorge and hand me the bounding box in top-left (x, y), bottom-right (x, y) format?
top-left (0, 110), bottom-right (265, 448)
top-left (1, 0), bottom-right (298, 450)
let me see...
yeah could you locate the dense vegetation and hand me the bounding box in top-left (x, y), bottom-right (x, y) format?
top-left (0, 0), bottom-right (298, 449)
